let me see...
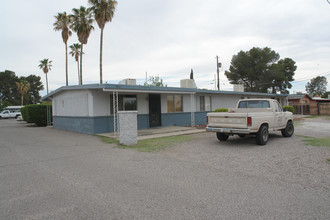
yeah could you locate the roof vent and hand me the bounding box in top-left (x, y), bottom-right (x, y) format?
top-left (119, 78), bottom-right (136, 85)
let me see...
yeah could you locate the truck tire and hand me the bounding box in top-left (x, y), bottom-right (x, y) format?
top-left (256, 125), bottom-right (268, 145)
top-left (216, 132), bottom-right (229, 141)
top-left (281, 121), bottom-right (294, 137)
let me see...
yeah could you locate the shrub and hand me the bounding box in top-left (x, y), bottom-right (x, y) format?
top-left (20, 106), bottom-right (32, 123)
top-left (215, 108), bottom-right (228, 112)
top-left (21, 104), bottom-right (52, 126)
top-left (282, 105), bottom-right (294, 113)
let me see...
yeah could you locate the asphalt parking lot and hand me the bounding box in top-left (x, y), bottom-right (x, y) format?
top-left (0, 118), bottom-right (329, 219)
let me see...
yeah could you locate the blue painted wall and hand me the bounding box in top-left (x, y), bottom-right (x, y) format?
top-left (53, 116), bottom-right (96, 134)
top-left (53, 112), bottom-right (208, 134)
top-left (161, 112), bottom-right (191, 127)
top-left (194, 112), bottom-right (209, 125)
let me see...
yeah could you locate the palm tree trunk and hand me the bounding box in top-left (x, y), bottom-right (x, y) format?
top-left (100, 28), bottom-right (103, 84)
top-left (77, 60), bottom-right (80, 85)
top-left (65, 41), bottom-right (68, 86)
top-left (21, 95), bottom-right (23, 106)
top-left (46, 73), bottom-right (49, 94)
top-left (80, 43), bottom-right (83, 85)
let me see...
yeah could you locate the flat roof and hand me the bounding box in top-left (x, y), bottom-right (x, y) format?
top-left (41, 83), bottom-right (288, 101)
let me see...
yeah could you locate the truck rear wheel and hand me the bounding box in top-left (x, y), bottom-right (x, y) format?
top-left (281, 121), bottom-right (294, 137)
top-left (216, 132), bottom-right (229, 141)
top-left (256, 125), bottom-right (268, 145)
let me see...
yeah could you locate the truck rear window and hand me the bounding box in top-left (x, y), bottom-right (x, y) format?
top-left (238, 100), bottom-right (270, 108)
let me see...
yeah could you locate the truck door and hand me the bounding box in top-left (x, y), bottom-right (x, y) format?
top-left (1, 110), bottom-right (10, 118)
top-left (274, 101), bottom-right (284, 128)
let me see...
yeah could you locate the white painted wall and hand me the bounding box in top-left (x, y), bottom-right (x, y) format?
top-left (211, 94), bottom-right (240, 110)
top-left (52, 89), bottom-right (288, 117)
top-left (53, 90), bottom-right (92, 117)
top-left (161, 94), bottom-right (167, 114)
top-left (137, 94), bottom-right (149, 114)
top-left (92, 90), bottom-right (110, 116)
top-left (183, 94), bottom-right (191, 112)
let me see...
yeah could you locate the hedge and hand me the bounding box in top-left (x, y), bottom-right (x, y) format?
top-left (282, 105), bottom-right (294, 113)
top-left (21, 104), bottom-right (52, 126)
top-left (214, 108), bottom-right (228, 112)
top-left (20, 106), bottom-right (31, 123)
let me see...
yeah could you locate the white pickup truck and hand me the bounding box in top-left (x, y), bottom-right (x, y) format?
top-left (0, 109), bottom-right (21, 119)
top-left (206, 99), bottom-right (294, 145)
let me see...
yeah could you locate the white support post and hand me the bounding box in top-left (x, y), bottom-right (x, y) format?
top-left (113, 91), bottom-right (119, 136)
top-left (191, 94), bottom-right (195, 127)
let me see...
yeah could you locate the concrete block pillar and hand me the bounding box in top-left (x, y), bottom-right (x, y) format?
top-left (119, 111), bottom-right (138, 145)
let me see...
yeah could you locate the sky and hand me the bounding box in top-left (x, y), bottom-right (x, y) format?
top-left (1, 0), bottom-right (330, 97)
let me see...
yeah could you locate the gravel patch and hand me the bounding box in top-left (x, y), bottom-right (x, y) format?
top-left (1, 119), bottom-right (329, 219)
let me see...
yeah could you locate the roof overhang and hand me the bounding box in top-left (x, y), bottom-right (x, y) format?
top-left (103, 88), bottom-right (196, 94)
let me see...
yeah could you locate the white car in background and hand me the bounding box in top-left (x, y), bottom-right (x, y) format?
top-left (0, 109), bottom-right (21, 119)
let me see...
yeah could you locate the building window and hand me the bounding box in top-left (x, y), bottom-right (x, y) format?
top-left (167, 95), bottom-right (183, 113)
top-left (110, 94), bottom-right (137, 114)
top-left (200, 96), bottom-right (211, 111)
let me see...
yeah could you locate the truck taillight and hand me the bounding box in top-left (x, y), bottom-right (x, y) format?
top-left (247, 117), bottom-right (252, 126)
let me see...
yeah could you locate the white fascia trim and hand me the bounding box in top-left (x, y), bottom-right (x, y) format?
top-left (103, 88), bottom-right (196, 94)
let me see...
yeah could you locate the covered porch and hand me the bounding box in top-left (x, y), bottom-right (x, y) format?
top-left (98, 126), bottom-right (205, 140)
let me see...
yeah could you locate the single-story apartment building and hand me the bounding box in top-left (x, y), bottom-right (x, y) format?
top-left (41, 81), bottom-right (288, 134)
top-left (288, 94), bottom-right (330, 115)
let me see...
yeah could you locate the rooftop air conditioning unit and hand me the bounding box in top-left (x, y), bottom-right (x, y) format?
top-left (180, 79), bottom-right (196, 88)
top-left (119, 78), bottom-right (136, 85)
top-left (233, 84), bottom-right (244, 92)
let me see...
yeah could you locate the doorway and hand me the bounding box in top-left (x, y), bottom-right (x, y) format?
top-left (149, 94), bottom-right (161, 127)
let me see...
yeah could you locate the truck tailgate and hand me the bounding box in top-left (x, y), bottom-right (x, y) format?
top-left (207, 112), bottom-right (248, 129)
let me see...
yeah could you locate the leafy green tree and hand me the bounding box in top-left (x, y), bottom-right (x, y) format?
top-left (305, 76), bottom-right (328, 96)
top-left (225, 47), bottom-right (296, 93)
top-left (190, 69), bottom-right (194, 79)
top-left (144, 76), bottom-right (167, 87)
top-left (268, 58), bottom-right (296, 94)
top-left (69, 43), bottom-right (83, 84)
top-left (23, 75), bottom-right (44, 104)
top-left (321, 91), bottom-right (330, 99)
top-left (0, 71), bottom-right (43, 105)
top-left (38, 59), bottom-right (52, 94)
top-left (0, 100), bottom-right (11, 111)
top-left (53, 12), bottom-right (72, 86)
top-left (70, 6), bottom-right (94, 85)
top-left (0, 70), bottom-right (20, 104)
top-left (89, 0), bottom-right (117, 84)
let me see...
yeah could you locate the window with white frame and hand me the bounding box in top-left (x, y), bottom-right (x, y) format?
top-left (200, 96), bottom-right (211, 111)
top-left (110, 94), bottom-right (137, 114)
top-left (167, 95), bottom-right (183, 113)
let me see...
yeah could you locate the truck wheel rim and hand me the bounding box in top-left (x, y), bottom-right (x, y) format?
top-left (263, 130), bottom-right (268, 141)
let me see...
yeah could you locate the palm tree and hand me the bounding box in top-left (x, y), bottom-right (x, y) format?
top-left (89, 0), bottom-right (117, 84)
top-left (69, 43), bottom-right (84, 84)
top-left (70, 6), bottom-right (94, 85)
top-left (16, 80), bottom-right (30, 105)
top-left (38, 59), bottom-right (52, 94)
top-left (53, 12), bottom-right (72, 86)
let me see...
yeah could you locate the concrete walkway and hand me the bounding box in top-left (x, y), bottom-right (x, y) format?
top-left (99, 126), bottom-right (206, 140)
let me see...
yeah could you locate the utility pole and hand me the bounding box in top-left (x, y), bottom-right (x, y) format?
top-left (214, 74), bottom-right (216, 90)
top-left (216, 55), bottom-right (221, 90)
